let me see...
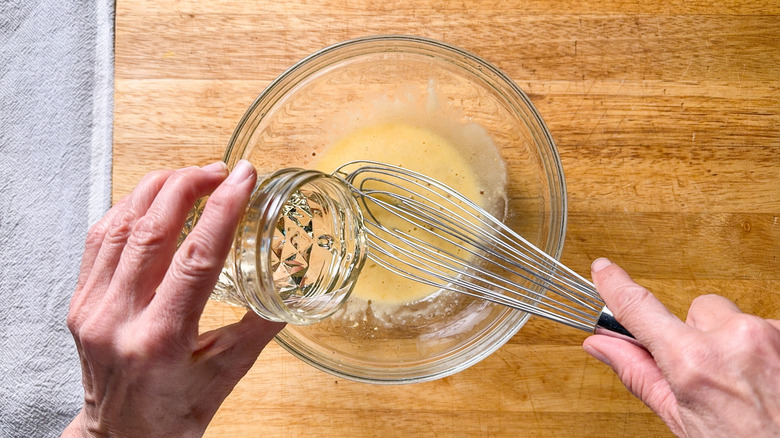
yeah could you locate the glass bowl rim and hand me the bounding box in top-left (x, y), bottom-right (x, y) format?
top-left (223, 34), bottom-right (568, 384)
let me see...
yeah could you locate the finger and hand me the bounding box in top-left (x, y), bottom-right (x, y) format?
top-left (591, 258), bottom-right (686, 352)
top-left (68, 197), bottom-right (126, 340)
top-left (69, 170), bottom-right (174, 329)
top-left (685, 294), bottom-right (743, 331)
top-left (583, 335), bottom-right (685, 437)
top-left (152, 160), bottom-right (257, 333)
top-left (70, 195), bottom-right (129, 320)
top-left (109, 162), bottom-right (229, 311)
top-left (74, 196), bottom-right (128, 295)
top-left (80, 170), bottom-right (175, 295)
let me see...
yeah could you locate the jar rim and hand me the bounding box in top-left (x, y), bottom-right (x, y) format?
top-left (235, 169), bottom-right (366, 325)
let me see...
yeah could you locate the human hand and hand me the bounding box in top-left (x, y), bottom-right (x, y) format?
top-left (583, 258), bottom-right (780, 437)
top-left (64, 161), bottom-right (285, 438)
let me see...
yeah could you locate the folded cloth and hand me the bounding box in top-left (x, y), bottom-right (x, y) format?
top-left (0, 0), bottom-right (113, 436)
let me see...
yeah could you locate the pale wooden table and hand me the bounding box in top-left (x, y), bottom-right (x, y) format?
top-left (114, 1), bottom-right (780, 436)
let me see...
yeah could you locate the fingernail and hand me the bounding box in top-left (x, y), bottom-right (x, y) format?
top-left (202, 161), bottom-right (228, 173)
top-left (584, 344), bottom-right (612, 366)
top-left (591, 257), bottom-right (613, 273)
top-left (227, 159), bottom-right (255, 183)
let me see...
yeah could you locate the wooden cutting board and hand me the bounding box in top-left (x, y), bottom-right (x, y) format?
top-left (114, 1), bottom-right (780, 436)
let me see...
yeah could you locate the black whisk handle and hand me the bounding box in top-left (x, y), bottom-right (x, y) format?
top-left (594, 306), bottom-right (644, 347)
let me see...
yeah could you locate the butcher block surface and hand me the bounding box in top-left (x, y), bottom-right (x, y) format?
top-left (114, 1), bottom-right (779, 436)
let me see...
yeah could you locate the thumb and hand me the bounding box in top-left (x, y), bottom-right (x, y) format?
top-left (583, 335), bottom-right (685, 437)
top-left (590, 258), bottom-right (685, 352)
top-left (196, 312), bottom-right (285, 378)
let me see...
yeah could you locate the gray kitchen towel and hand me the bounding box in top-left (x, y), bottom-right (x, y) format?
top-left (0, 0), bottom-right (114, 436)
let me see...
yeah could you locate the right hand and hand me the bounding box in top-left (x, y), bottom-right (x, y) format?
top-left (583, 258), bottom-right (780, 437)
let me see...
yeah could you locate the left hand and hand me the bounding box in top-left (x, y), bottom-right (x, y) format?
top-left (63, 160), bottom-right (284, 438)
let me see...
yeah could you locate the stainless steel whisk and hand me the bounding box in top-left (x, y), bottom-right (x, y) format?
top-left (335, 160), bottom-right (634, 341)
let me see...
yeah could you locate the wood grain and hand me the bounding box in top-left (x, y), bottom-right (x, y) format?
top-left (114, 1), bottom-right (779, 436)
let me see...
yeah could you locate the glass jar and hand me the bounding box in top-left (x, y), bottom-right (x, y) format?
top-left (181, 168), bottom-right (367, 325)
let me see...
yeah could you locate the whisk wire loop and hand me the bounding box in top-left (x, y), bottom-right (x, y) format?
top-left (367, 228), bottom-right (601, 329)
top-left (335, 160), bottom-right (627, 336)
top-left (357, 168), bottom-right (597, 304)
top-left (364, 199), bottom-right (601, 327)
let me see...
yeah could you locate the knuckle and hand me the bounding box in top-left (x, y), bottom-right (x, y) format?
top-left (66, 310), bottom-right (81, 335)
top-left (172, 235), bottom-right (220, 283)
top-left (75, 317), bottom-right (115, 353)
top-left (612, 283), bottom-right (653, 316)
top-left (723, 315), bottom-right (775, 355)
top-left (165, 169), bottom-right (192, 185)
top-left (727, 314), bottom-right (767, 336)
top-left (85, 220), bottom-right (110, 248)
top-left (164, 170), bottom-right (201, 201)
top-left (104, 207), bottom-right (138, 246)
top-left (115, 328), bottom-right (163, 364)
top-left (140, 169), bottom-right (174, 188)
top-left (127, 213), bottom-right (168, 252)
top-left (130, 170), bottom-right (173, 207)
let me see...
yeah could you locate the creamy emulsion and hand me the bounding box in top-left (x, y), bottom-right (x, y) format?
top-left (313, 121), bottom-right (503, 308)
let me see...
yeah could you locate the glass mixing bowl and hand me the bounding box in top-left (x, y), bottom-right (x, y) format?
top-left (223, 35), bottom-right (566, 384)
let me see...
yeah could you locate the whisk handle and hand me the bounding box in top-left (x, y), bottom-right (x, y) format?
top-left (594, 307), bottom-right (643, 347)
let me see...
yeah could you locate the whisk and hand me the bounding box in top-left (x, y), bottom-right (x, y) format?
top-left (335, 160), bottom-right (635, 341)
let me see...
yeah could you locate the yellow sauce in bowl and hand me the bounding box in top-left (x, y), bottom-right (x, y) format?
top-left (314, 119), bottom-right (506, 320)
